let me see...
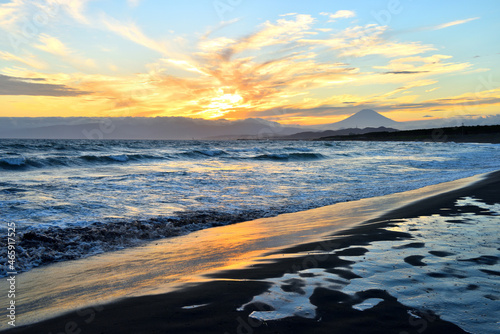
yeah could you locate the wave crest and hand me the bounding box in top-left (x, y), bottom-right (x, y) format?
top-left (0, 155), bottom-right (26, 169)
top-left (252, 153), bottom-right (325, 161)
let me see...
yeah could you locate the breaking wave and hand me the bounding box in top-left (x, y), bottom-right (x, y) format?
top-left (0, 209), bottom-right (272, 276)
top-left (0, 148), bottom-right (327, 170)
top-left (0, 155), bottom-right (26, 168)
top-left (0, 153), bottom-right (165, 169)
top-left (252, 153), bottom-right (325, 161)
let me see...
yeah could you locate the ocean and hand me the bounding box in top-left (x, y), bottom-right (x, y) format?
top-left (1, 139), bottom-right (499, 276)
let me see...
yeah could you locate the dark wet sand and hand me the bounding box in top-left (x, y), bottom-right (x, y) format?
top-left (4, 171), bottom-right (500, 334)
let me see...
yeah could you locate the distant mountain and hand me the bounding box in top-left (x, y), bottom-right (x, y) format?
top-left (315, 109), bottom-right (401, 130)
top-left (278, 127), bottom-right (399, 140)
top-left (0, 117), bottom-right (305, 140)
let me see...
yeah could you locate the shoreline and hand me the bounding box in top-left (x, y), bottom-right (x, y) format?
top-left (316, 125), bottom-right (500, 143)
top-left (3, 139), bottom-right (499, 280)
top-left (2, 170), bottom-right (499, 333)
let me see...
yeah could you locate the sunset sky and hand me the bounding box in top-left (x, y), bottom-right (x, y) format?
top-left (0, 0), bottom-right (499, 125)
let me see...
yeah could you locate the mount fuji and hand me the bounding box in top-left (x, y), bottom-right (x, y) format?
top-left (318, 109), bottom-right (401, 130)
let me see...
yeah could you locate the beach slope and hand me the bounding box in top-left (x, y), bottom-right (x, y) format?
top-left (3, 171), bottom-right (500, 334)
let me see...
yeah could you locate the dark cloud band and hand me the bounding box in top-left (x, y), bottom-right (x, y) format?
top-left (0, 74), bottom-right (87, 96)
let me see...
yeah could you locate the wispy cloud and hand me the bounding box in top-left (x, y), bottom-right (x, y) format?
top-left (431, 17), bottom-right (479, 30)
top-left (52, 0), bottom-right (91, 24)
top-left (377, 79), bottom-right (437, 98)
top-left (301, 24), bottom-right (435, 57)
top-left (388, 87), bottom-right (500, 113)
top-left (127, 0), bottom-right (143, 8)
top-left (300, 24), bottom-right (435, 58)
top-left (0, 0), bottom-right (91, 30)
top-left (229, 14), bottom-right (316, 53)
top-left (102, 15), bottom-right (172, 55)
top-left (34, 34), bottom-right (96, 69)
top-left (0, 51), bottom-right (47, 69)
top-left (373, 54), bottom-right (471, 75)
top-left (35, 34), bottom-right (71, 57)
top-left (0, 0), bottom-right (21, 26)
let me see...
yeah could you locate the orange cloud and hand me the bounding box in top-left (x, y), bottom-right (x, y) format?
top-left (373, 54), bottom-right (471, 76)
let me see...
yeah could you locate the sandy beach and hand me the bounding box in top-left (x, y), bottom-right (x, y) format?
top-left (2, 171), bottom-right (499, 334)
top-left (2, 1), bottom-right (500, 333)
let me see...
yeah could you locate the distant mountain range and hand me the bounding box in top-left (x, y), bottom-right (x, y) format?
top-left (1, 109), bottom-right (498, 140)
top-left (0, 117), bottom-right (305, 140)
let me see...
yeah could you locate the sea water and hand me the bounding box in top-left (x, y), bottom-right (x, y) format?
top-left (0, 139), bottom-right (498, 276)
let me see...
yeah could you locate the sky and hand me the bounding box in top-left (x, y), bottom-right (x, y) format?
top-left (0, 0), bottom-right (499, 125)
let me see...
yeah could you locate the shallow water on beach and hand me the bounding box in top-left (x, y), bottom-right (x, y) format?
top-left (240, 196), bottom-right (500, 334)
top-left (1, 139), bottom-right (499, 275)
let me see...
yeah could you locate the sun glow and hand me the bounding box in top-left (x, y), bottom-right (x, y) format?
top-left (204, 91), bottom-right (243, 118)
